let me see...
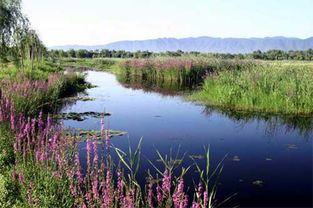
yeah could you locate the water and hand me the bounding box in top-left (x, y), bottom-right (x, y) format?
top-left (61, 70), bottom-right (312, 207)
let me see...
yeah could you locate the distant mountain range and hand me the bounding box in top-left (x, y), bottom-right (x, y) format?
top-left (50, 36), bottom-right (313, 54)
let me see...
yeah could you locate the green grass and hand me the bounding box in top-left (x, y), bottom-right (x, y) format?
top-left (188, 61), bottom-right (313, 115)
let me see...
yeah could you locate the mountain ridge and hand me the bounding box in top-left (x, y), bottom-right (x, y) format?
top-left (50, 36), bottom-right (313, 53)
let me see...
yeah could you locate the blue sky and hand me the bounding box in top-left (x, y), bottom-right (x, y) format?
top-left (23, 0), bottom-right (313, 46)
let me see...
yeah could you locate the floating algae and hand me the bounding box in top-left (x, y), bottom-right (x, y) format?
top-left (232, 156), bottom-right (240, 161)
top-left (61, 97), bottom-right (96, 102)
top-left (252, 180), bottom-right (264, 187)
top-left (55, 112), bottom-right (111, 121)
top-left (65, 128), bottom-right (127, 140)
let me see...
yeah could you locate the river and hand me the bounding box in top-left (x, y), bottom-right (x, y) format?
top-left (61, 70), bottom-right (312, 207)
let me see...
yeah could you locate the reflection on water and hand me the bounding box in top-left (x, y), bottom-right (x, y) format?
top-left (61, 70), bottom-right (312, 208)
top-left (118, 73), bottom-right (313, 137)
top-left (116, 74), bottom-right (195, 96)
top-left (202, 106), bottom-right (313, 138)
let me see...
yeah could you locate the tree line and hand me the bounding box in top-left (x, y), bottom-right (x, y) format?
top-left (48, 48), bottom-right (313, 60)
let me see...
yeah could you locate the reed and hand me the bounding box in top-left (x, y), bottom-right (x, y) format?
top-left (118, 58), bottom-right (257, 86)
top-left (188, 62), bottom-right (313, 114)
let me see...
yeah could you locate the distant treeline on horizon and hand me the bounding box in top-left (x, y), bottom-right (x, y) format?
top-left (48, 48), bottom-right (313, 61)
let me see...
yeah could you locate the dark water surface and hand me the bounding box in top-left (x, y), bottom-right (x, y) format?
top-left (61, 71), bottom-right (312, 208)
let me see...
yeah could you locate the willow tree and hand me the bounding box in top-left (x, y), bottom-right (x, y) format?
top-left (26, 29), bottom-right (46, 70)
top-left (0, 0), bottom-right (27, 62)
top-left (0, 0), bottom-right (45, 70)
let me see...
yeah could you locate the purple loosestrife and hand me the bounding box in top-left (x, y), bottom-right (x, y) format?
top-left (13, 142), bottom-right (18, 154)
top-left (75, 152), bottom-right (84, 184)
top-left (27, 182), bottom-right (34, 206)
top-left (156, 185), bottom-right (163, 205)
top-left (40, 151), bottom-right (47, 162)
top-left (115, 170), bottom-right (124, 206)
top-left (51, 134), bottom-right (58, 152)
top-left (106, 170), bottom-right (113, 205)
top-left (19, 172), bottom-right (24, 184)
top-left (173, 178), bottom-right (185, 208)
top-left (162, 170), bottom-right (171, 196)
top-left (70, 184), bottom-right (77, 197)
top-left (192, 201), bottom-right (200, 208)
top-left (203, 191), bottom-right (208, 207)
top-left (85, 192), bottom-right (93, 207)
top-left (125, 188), bottom-right (136, 208)
top-left (92, 180), bottom-right (99, 201)
top-left (10, 113), bottom-right (15, 130)
top-left (105, 130), bottom-right (110, 151)
top-left (86, 138), bottom-right (92, 172)
top-left (11, 170), bottom-right (16, 180)
top-left (198, 182), bottom-right (204, 198)
top-left (93, 139), bottom-right (99, 168)
top-left (147, 181), bottom-right (153, 208)
top-left (35, 151), bottom-right (40, 165)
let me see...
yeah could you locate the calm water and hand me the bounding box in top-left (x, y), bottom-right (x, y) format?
top-left (61, 71), bottom-right (312, 208)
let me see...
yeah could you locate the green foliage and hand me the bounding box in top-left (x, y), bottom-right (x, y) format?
top-left (189, 62), bottom-right (313, 114)
top-left (13, 164), bottom-right (75, 208)
top-left (0, 173), bottom-right (21, 208)
top-left (0, 0), bottom-right (46, 69)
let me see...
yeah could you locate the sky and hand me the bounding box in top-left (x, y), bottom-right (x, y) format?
top-left (22, 0), bottom-right (313, 47)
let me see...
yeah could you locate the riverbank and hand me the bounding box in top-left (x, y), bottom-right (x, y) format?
top-left (0, 63), bottom-right (223, 207)
top-left (187, 61), bottom-right (313, 115)
top-left (0, 63), bottom-right (92, 207)
top-left (62, 57), bottom-right (313, 115)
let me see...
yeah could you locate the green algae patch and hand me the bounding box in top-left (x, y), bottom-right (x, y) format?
top-left (66, 128), bottom-right (127, 139)
top-left (54, 112), bottom-right (111, 121)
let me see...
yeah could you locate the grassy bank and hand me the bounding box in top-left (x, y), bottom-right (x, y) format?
top-left (0, 63), bottom-right (91, 207)
top-left (0, 62), bottom-right (225, 207)
top-left (0, 64), bottom-right (90, 116)
top-left (188, 61), bottom-right (313, 115)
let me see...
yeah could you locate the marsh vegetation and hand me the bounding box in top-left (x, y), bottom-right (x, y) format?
top-left (0, 1), bottom-right (312, 207)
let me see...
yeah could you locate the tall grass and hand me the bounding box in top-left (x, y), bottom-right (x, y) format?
top-left (0, 69), bottom-right (89, 116)
top-left (118, 58), bottom-right (257, 86)
top-left (189, 62), bottom-right (313, 114)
